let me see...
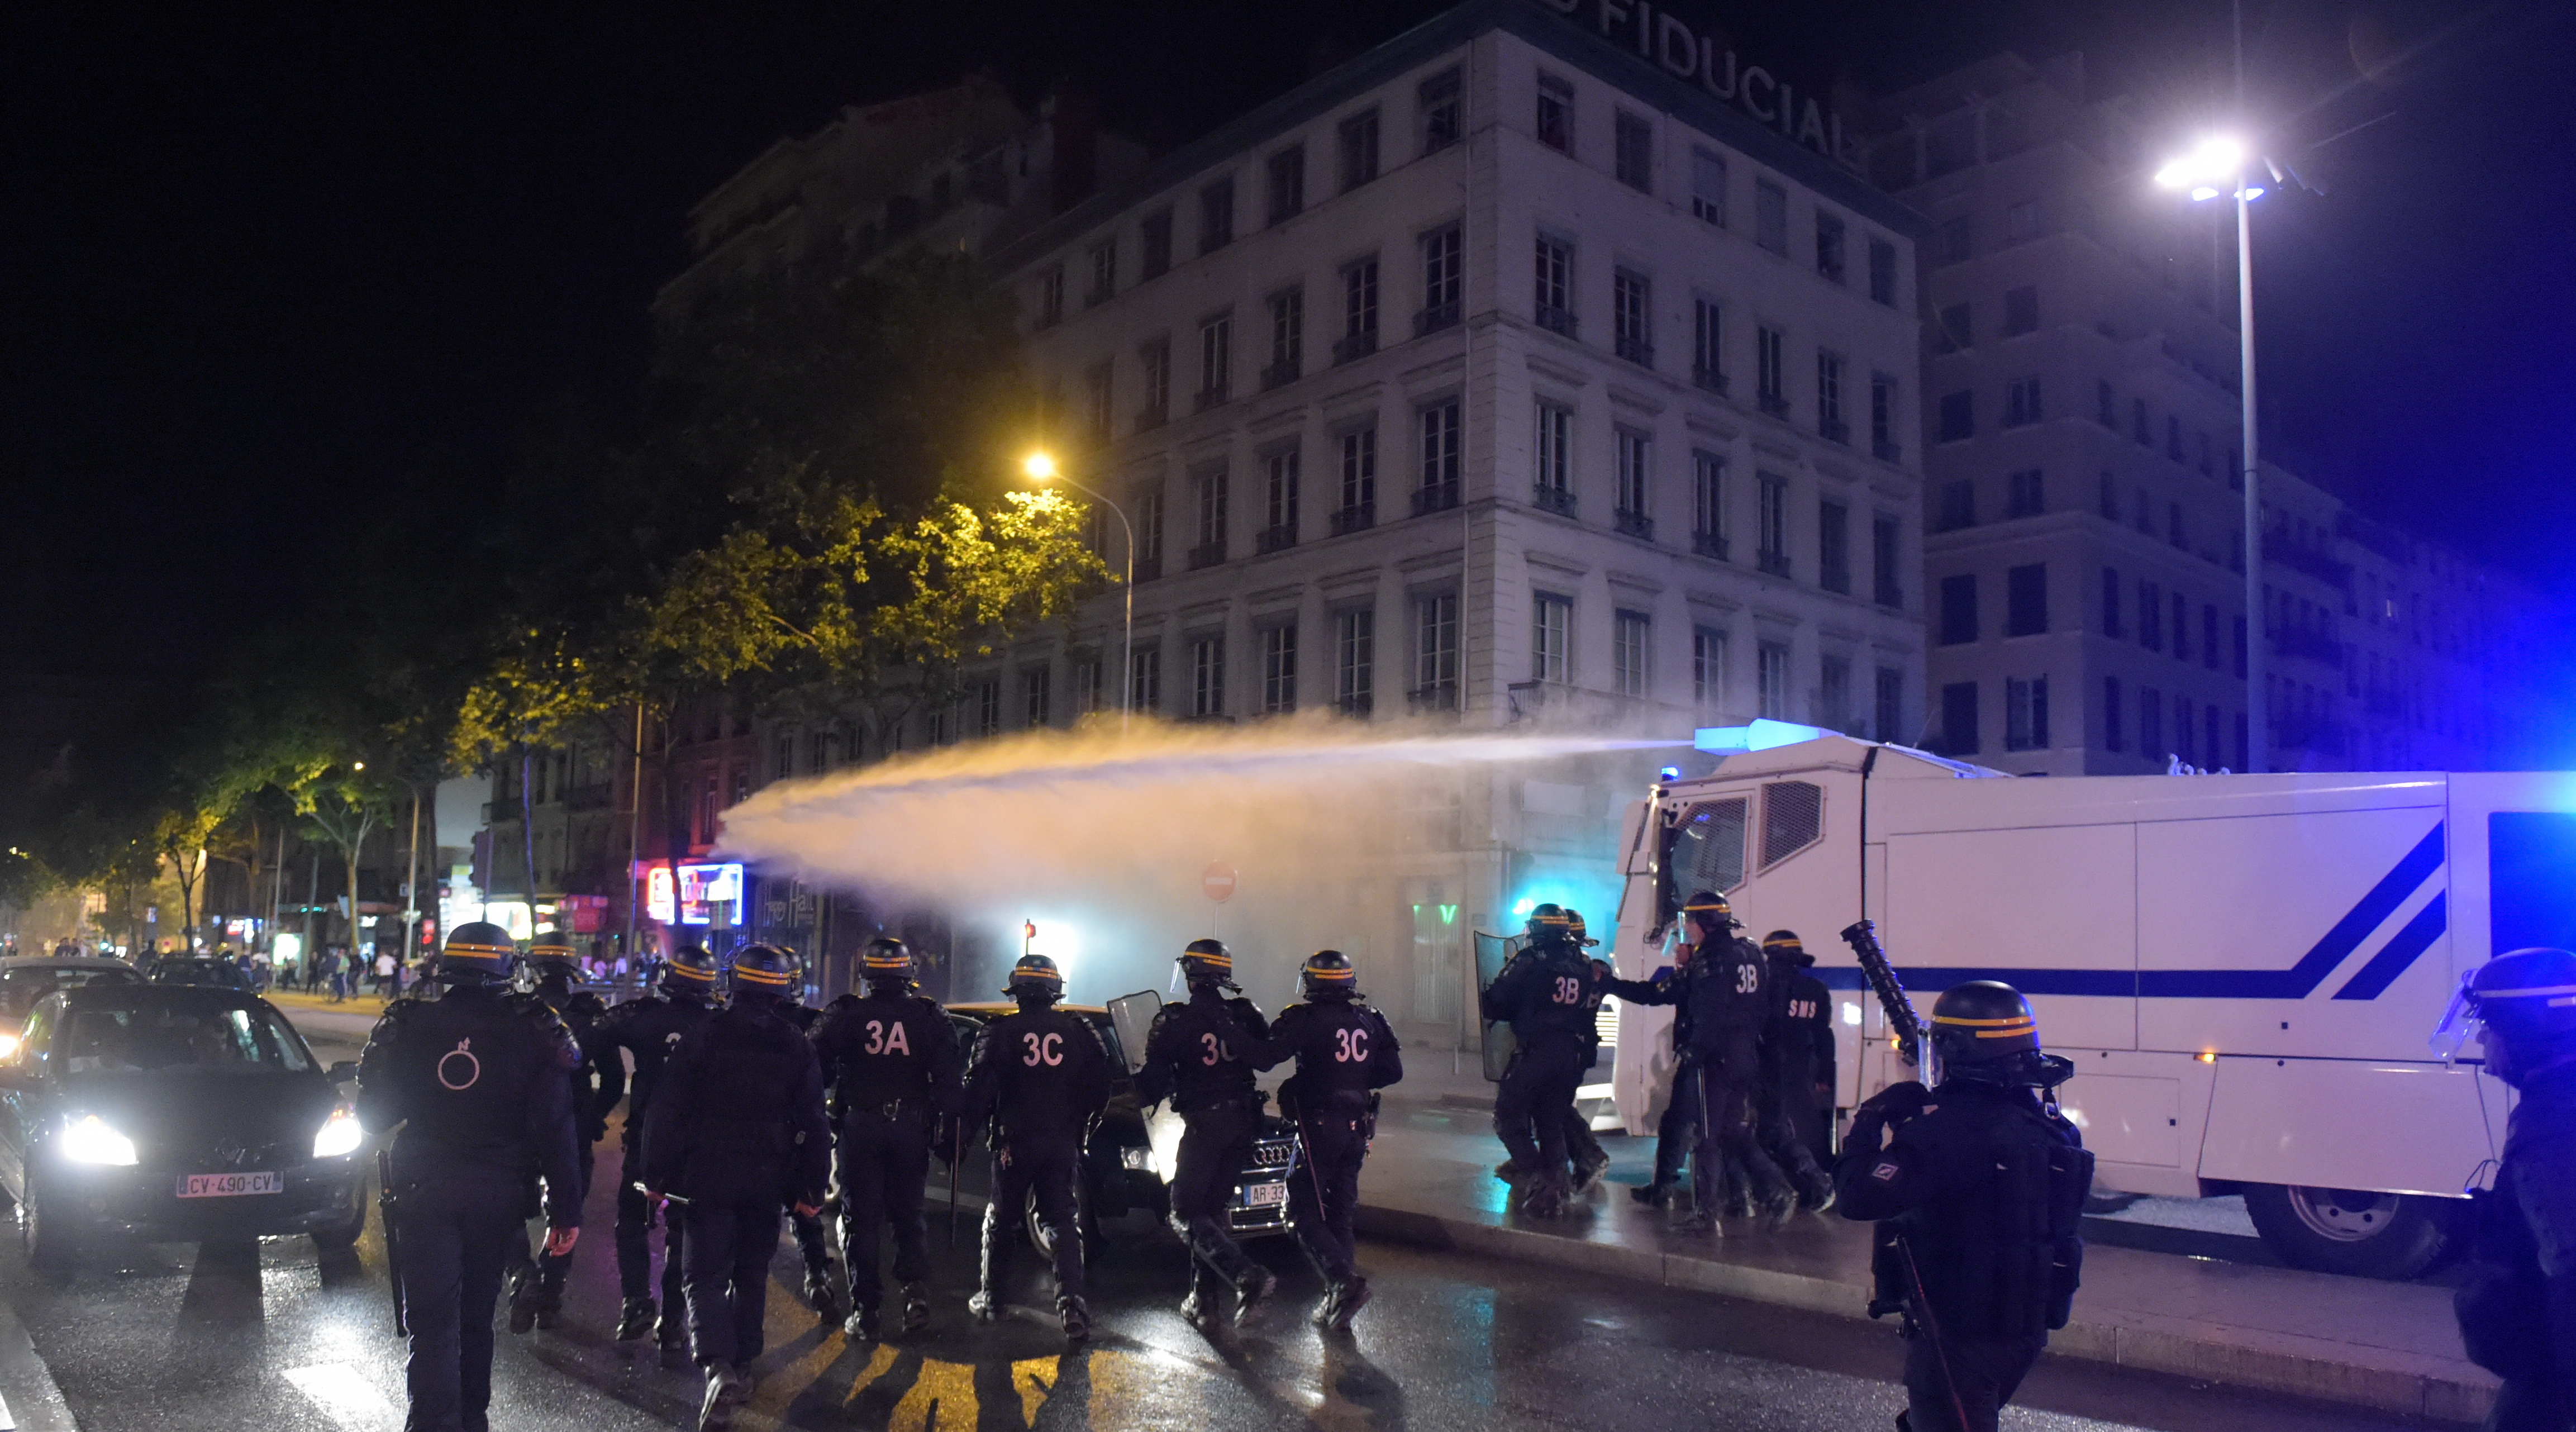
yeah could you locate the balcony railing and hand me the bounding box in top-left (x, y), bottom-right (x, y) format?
top-left (1613, 508), bottom-right (1655, 540)
top-left (1332, 331), bottom-right (1378, 364)
top-left (1329, 502), bottom-right (1376, 536)
top-left (1534, 303), bottom-right (1577, 337)
top-left (1413, 302), bottom-right (1461, 337)
top-left (1873, 436), bottom-right (1902, 464)
top-left (1756, 549), bottom-right (1791, 578)
top-left (1411, 483), bottom-right (1460, 517)
top-left (1532, 484), bottom-right (1576, 517)
top-left (1407, 682), bottom-right (1460, 713)
top-left (2264, 534), bottom-right (2353, 587)
top-left (1691, 365), bottom-right (1729, 395)
top-left (2270, 625), bottom-right (2344, 667)
top-left (1614, 334), bottom-right (1654, 368)
top-left (1193, 386), bottom-right (1230, 414)
top-left (1819, 417), bottom-right (1851, 444)
top-left (1758, 391), bottom-right (1791, 420)
top-left (1134, 403), bottom-right (1169, 434)
top-left (1187, 541), bottom-right (1226, 570)
top-left (1255, 524), bottom-right (1298, 555)
top-left (1691, 530), bottom-right (1729, 560)
top-left (1259, 359), bottom-right (1301, 392)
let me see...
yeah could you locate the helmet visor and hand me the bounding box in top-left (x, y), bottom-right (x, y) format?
top-left (2429, 980), bottom-right (2481, 1064)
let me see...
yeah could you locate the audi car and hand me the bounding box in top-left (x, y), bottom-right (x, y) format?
top-left (0, 982), bottom-right (365, 1264)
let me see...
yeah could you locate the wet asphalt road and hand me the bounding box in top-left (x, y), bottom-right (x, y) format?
top-left (0, 1005), bottom-right (2464, 1432)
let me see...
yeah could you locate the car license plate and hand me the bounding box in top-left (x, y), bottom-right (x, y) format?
top-left (1244, 1181), bottom-right (1288, 1208)
top-left (178, 1171), bottom-right (283, 1198)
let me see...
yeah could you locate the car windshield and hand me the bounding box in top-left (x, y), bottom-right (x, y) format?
top-left (150, 963), bottom-right (239, 986)
top-left (59, 1001), bottom-right (313, 1075)
top-left (1, 966), bottom-right (139, 1016)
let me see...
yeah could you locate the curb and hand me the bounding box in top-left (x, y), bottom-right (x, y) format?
top-left (1351, 1198), bottom-right (2494, 1425)
top-left (0, 1299), bottom-right (77, 1432)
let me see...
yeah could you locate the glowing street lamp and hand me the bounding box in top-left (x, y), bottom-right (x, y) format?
top-left (1022, 450), bottom-right (1134, 733)
top-left (2155, 133), bottom-right (2270, 773)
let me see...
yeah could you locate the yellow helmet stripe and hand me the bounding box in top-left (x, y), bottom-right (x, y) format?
top-left (732, 964), bottom-right (792, 985)
top-left (446, 942), bottom-right (513, 957)
top-left (1934, 1014), bottom-right (2036, 1028)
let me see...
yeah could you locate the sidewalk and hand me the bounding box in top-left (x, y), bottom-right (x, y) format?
top-left (1358, 1078), bottom-right (2496, 1424)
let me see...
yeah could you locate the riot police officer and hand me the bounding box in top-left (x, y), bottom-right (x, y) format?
top-left (960, 952), bottom-right (1111, 1342)
top-left (811, 935), bottom-right (961, 1341)
top-left (1601, 892), bottom-right (1789, 1229)
top-left (1755, 930), bottom-right (1837, 1211)
top-left (1561, 910), bottom-right (1613, 1195)
top-left (1249, 950), bottom-right (1402, 1330)
top-left (1837, 981), bottom-right (2089, 1432)
top-left (1628, 934), bottom-right (1701, 1209)
top-left (2442, 946), bottom-right (2576, 1429)
top-left (503, 939), bottom-right (616, 1332)
top-left (595, 943), bottom-right (721, 1365)
top-left (1481, 905), bottom-right (1596, 1217)
top-left (1137, 939), bottom-right (1277, 1327)
top-left (642, 943), bottom-right (830, 1432)
top-left (355, 922), bottom-right (583, 1432)
top-left (768, 955), bottom-right (845, 1324)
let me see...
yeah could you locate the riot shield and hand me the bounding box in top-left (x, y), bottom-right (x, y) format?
top-left (1474, 930), bottom-right (1524, 1083)
top-left (1106, 988), bottom-right (1162, 1075)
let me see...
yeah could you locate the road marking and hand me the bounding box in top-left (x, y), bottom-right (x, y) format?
top-left (0, 1387), bottom-right (16, 1431)
top-left (284, 1363), bottom-right (400, 1430)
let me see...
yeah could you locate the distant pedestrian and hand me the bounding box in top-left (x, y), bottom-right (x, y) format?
top-left (377, 950), bottom-right (397, 999)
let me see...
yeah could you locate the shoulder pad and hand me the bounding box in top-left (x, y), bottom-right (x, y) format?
top-left (824, 992), bottom-right (861, 1012)
top-left (1147, 1006), bottom-right (1177, 1031)
top-left (567, 991), bottom-right (608, 1017)
top-left (365, 999), bottom-right (417, 1042)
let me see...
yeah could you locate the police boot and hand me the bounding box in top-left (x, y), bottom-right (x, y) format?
top-left (1327, 1276), bottom-right (1370, 1333)
top-left (1058, 1295), bottom-right (1091, 1344)
top-left (1525, 1176), bottom-right (1569, 1219)
top-left (842, 1305), bottom-right (880, 1343)
top-left (1674, 1206), bottom-right (1721, 1235)
top-left (1629, 1179), bottom-right (1674, 1208)
top-left (901, 1281), bottom-right (932, 1336)
top-left (1572, 1152), bottom-right (1611, 1196)
top-left (504, 1263), bottom-right (542, 1336)
top-left (969, 1220), bottom-right (1007, 1322)
top-left (1180, 1262), bottom-right (1220, 1329)
top-left (658, 1314), bottom-right (692, 1371)
top-left (697, 1362), bottom-right (749, 1432)
top-left (1232, 1264), bottom-right (1278, 1328)
top-left (804, 1262), bottom-right (845, 1324)
top-left (615, 1296), bottom-right (657, 1343)
top-left (1492, 1158), bottom-right (1526, 1180)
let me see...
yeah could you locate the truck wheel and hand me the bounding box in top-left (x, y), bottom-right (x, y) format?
top-left (2243, 1183), bottom-right (2460, 1279)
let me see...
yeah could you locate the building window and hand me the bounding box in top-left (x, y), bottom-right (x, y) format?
top-left (2004, 376), bottom-right (2042, 427)
top-left (1414, 591), bottom-right (1459, 708)
top-left (1419, 67), bottom-right (1462, 154)
top-left (1337, 108), bottom-right (1380, 191)
top-left (1820, 654), bottom-right (1852, 731)
top-left (2140, 579), bottom-right (2164, 650)
top-left (1934, 302), bottom-right (1970, 354)
top-left (1532, 593), bottom-right (1572, 684)
top-left (2006, 198), bottom-right (2042, 242)
top-left (2166, 415), bottom-right (2185, 463)
top-left (1875, 666), bottom-right (1903, 743)
top-left (2132, 396), bottom-right (2150, 445)
top-left (1265, 285), bottom-right (1303, 386)
top-left (1036, 264), bottom-right (1065, 327)
top-left (1756, 325), bottom-right (1787, 414)
top-left (1614, 428), bottom-right (1651, 535)
top-left (1816, 352), bottom-right (1847, 440)
top-left (2171, 592), bottom-right (2189, 661)
top-left (1691, 298), bottom-right (1722, 387)
top-left (1342, 256), bottom-right (1380, 354)
top-left (1940, 681), bottom-right (1979, 755)
top-left (1192, 463), bottom-right (1229, 565)
top-left (2101, 567), bottom-right (2123, 637)
top-left (1536, 75), bottom-right (1573, 151)
top-left (1935, 214), bottom-right (1972, 264)
top-left (1131, 644), bottom-right (1162, 713)
top-left (1757, 640), bottom-right (1790, 719)
top-left (1070, 658), bottom-right (1101, 717)
top-left (1197, 312), bottom-right (1231, 406)
top-left (1873, 513), bottom-right (1902, 608)
top-left (2132, 486), bottom-right (2152, 533)
top-left (1190, 636), bottom-right (1225, 719)
top-left (1338, 427), bottom-right (1377, 522)
top-left (1261, 446), bottom-right (1299, 547)
top-left (1197, 176), bottom-right (1235, 254)
top-left (1613, 110), bottom-right (1653, 191)
top-left (1085, 240), bottom-right (1116, 307)
top-left (1420, 223), bottom-right (1463, 331)
top-left (1936, 479), bottom-right (1975, 532)
top-left (2003, 284), bottom-right (2039, 336)
top-left (1815, 211), bottom-right (1848, 283)
top-left (1141, 207), bottom-right (1173, 280)
top-left (976, 679), bottom-right (1002, 738)
top-left (1939, 573), bottom-right (1978, 645)
top-left (1136, 482), bottom-right (1165, 571)
top-left (2103, 676), bottom-right (2124, 751)
top-left (2007, 468), bottom-right (2043, 518)
top-left (1534, 235), bottom-right (1573, 334)
top-left (772, 729), bottom-right (796, 781)
top-left (2006, 676), bottom-right (2050, 750)
top-left (1692, 450), bottom-right (1726, 558)
top-left (2096, 470), bottom-right (2118, 520)
top-left (1139, 336), bottom-right (1171, 426)
top-left (1868, 237), bottom-right (1898, 305)
top-left (1418, 400), bottom-right (1461, 506)
top-left (2168, 501), bottom-right (2187, 549)
top-left (1756, 472), bottom-right (1789, 577)
top-left (2174, 694), bottom-right (2194, 765)
top-left (1265, 144), bottom-right (1305, 226)
top-left (2140, 686), bottom-right (2164, 756)
top-left (1755, 179), bottom-right (1788, 255)
top-left (1082, 360), bottom-right (1113, 441)
top-left (1261, 625), bottom-right (1297, 713)
top-left (1693, 626), bottom-right (1728, 709)
top-left (1937, 390), bottom-right (1974, 442)
top-left (1870, 372), bottom-right (1898, 459)
top-left (2204, 604), bottom-right (2221, 671)
top-left (1612, 610), bottom-right (1651, 697)
top-left (1610, 268), bottom-right (1652, 367)
top-left (2096, 380), bottom-right (2117, 429)
top-left (1335, 608), bottom-right (1374, 715)
top-left (1023, 667), bottom-right (1053, 729)
top-left (2006, 564), bottom-right (2048, 636)
top-left (1818, 501), bottom-right (1850, 594)
top-left (1690, 147), bottom-right (1725, 223)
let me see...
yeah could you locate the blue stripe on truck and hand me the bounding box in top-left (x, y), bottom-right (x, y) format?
top-left (2330, 892), bottom-right (2448, 1000)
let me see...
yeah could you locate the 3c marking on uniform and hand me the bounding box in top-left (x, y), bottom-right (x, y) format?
top-left (437, 1040), bottom-right (480, 1091)
top-left (1198, 1032), bottom-right (1230, 1065)
top-left (1022, 1032), bottom-right (1065, 1067)
top-left (1333, 1027), bottom-right (1370, 1063)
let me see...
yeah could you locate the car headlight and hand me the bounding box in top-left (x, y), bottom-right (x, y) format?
top-left (0, 1030), bottom-right (21, 1061)
top-left (1119, 1145), bottom-right (1155, 1172)
top-left (61, 1114), bottom-right (138, 1166)
top-left (313, 1107), bottom-right (364, 1160)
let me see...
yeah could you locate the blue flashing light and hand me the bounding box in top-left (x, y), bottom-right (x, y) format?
top-left (1693, 719), bottom-right (1834, 754)
top-left (1510, 897), bottom-right (1537, 918)
top-left (1658, 766), bottom-right (1682, 782)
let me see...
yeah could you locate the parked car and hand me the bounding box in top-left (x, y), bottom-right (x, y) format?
top-left (0, 982), bottom-right (366, 1264)
top-left (0, 957), bottom-right (143, 1058)
top-left (940, 993), bottom-right (1301, 1259)
top-left (144, 958), bottom-right (254, 991)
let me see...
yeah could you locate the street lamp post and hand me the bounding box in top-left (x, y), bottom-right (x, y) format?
top-left (2155, 137), bottom-right (2269, 773)
top-left (1023, 451), bottom-right (1134, 733)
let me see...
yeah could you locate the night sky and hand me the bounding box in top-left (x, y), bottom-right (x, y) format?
top-left (7, 0), bottom-right (2570, 685)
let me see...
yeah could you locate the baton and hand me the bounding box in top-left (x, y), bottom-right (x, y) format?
top-left (631, 1180), bottom-right (690, 1206)
top-left (1896, 1233), bottom-right (1974, 1432)
top-left (377, 1148), bottom-right (407, 1337)
top-left (946, 1120), bottom-right (964, 1248)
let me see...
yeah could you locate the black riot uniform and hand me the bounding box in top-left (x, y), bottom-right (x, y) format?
top-left (810, 937), bottom-right (962, 1340)
top-left (1602, 891), bottom-right (1792, 1228)
top-left (1752, 931), bottom-right (1837, 1211)
top-left (1836, 981), bottom-right (2090, 1432)
top-left (1137, 939), bottom-right (1278, 1326)
top-left (502, 942), bottom-right (616, 1332)
top-left (1480, 905), bottom-right (1597, 1217)
top-left (642, 944), bottom-right (830, 1432)
top-left (1249, 950), bottom-right (1402, 1331)
top-left (595, 946), bottom-right (722, 1362)
top-left (960, 953), bottom-right (1112, 1342)
top-left (1560, 912), bottom-right (1612, 1194)
top-left (770, 977), bottom-right (844, 1324)
top-left (2442, 947), bottom-right (2576, 1431)
top-left (355, 924), bottom-right (583, 1432)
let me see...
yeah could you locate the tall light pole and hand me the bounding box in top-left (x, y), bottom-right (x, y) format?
top-left (1023, 451), bottom-right (1134, 733)
top-left (2155, 136), bottom-right (2269, 773)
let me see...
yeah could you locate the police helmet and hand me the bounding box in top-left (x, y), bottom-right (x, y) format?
top-left (1681, 891), bottom-right (1741, 934)
top-left (1929, 980), bottom-right (2042, 1065)
top-left (658, 943), bottom-right (720, 992)
top-left (1299, 949), bottom-right (1360, 1000)
top-left (1523, 903), bottom-right (1573, 946)
top-left (439, 921), bottom-right (516, 982)
top-left (1564, 910), bottom-right (1602, 949)
top-left (1761, 930), bottom-right (1813, 966)
top-left (1178, 938), bottom-right (1237, 989)
top-left (527, 939), bottom-right (580, 978)
top-left (1005, 952), bottom-right (1065, 1003)
top-left (2437, 948), bottom-right (2576, 1081)
top-left (861, 936), bottom-right (915, 986)
top-left (727, 942), bottom-right (797, 998)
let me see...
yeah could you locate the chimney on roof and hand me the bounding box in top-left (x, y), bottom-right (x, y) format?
top-left (1049, 88), bottom-right (1099, 215)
